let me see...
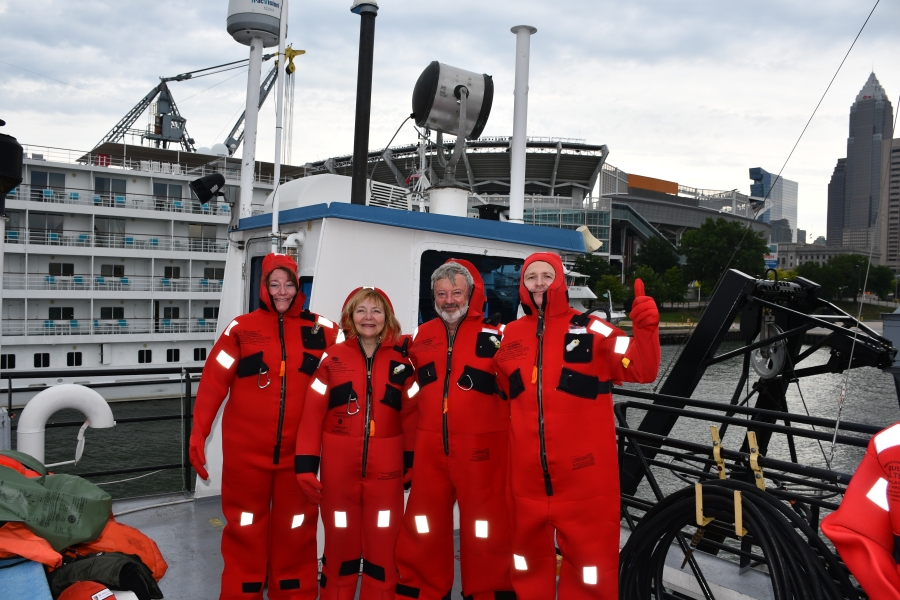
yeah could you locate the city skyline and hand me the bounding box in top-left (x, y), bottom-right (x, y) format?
top-left (1, 1), bottom-right (898, 244)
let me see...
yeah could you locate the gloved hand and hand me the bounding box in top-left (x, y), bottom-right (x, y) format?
top-left (189, 433), bottom-right (209, 481)
top-left (296, 473), bottom-right (323, 504)
top-left (629, 279), bottom-right (659, 330)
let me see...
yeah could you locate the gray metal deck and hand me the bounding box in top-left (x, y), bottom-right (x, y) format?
top-left (114, 494), bottom-right (772, 599)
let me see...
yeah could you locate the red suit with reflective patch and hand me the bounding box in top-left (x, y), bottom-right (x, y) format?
top-left (190, 253), bottom-right (339, 600)
top-left (295, 289), bottom-right (416, 600)
top-left (822, 422), bottom-right (900, 598)
top-left (395, 259), bottom-right (516, 600)
top-left (493, 252), bottom-right (660, 600)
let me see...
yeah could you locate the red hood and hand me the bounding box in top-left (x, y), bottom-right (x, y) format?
top-left (260, 253), bottom-right (305, 317)
top-left (518, 252), bottom-right (569, 319)
top-left (444, 258), bottom-right (486, 322)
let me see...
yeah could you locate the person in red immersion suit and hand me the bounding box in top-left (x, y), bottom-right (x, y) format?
top-left (822, 421), bottom-right (900, 598)
top-left (395, 259), bottom-right (516, 600)
top-left (189, 253), bottom-right (339, 600)
top-left (295, 287), bottom-right (416, 600)
top-left (493, 252), bottom-right (660, 600)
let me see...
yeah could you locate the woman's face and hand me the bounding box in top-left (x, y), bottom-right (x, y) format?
top-left (353, 297), bottom-right (386, 341)
top-left (268, 269), bottom-right (298, 314)
top-left (523, 260), bottom-right (556, 308)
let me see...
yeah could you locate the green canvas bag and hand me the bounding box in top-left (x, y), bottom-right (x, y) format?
top-left (0, 450), bottom-right (112, 551)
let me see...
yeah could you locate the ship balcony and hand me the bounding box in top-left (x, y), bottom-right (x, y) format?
top-left (1, 317), bottom-right (217, 336)
top-left (3, 274), bottom-right (224, 293)
top-left (5, 184), bottom-right (232, 218)
top-left (3, 229), bottom-right (227, 254)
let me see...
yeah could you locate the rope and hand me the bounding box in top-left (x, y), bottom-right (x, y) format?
top-left (95, 469), bottom-right (163, 487)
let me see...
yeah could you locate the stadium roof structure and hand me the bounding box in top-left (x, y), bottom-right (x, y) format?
top-left (297, 136), bottom-right (609, 197)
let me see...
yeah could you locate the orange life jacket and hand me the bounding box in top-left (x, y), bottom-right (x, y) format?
top-left (0, 522), bottom-right (63, 568)
top-left (63, 517), bottom-right (168, 581)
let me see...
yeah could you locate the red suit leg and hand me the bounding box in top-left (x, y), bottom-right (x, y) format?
top-left (220, 454), bottom-right (273, 600)
top-left (360, 436), bottom-right (405, 600)
top-left (553, 498), bottom-right (618, 599)
top-left (508, 493), bottom-right (557, 600)
top-left (320, 432), bottom-right (364, 600)
top-left (268, 466), bottom-right (320, 599)
top-left (452, 431), bottom-right (515, 600)
top-left (395, 430), bottom-right (457, 600)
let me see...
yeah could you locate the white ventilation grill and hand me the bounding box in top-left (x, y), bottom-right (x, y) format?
top-left (367, 181), bottom-right (411, 211)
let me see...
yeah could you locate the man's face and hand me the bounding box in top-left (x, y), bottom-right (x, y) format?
top-left (433, 275), bottom-right (470, 324)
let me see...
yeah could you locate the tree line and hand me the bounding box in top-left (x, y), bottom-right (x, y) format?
top-left (575, 217), bottom-right (898, 308)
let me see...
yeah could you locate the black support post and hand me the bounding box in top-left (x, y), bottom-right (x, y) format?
top-left (182, 369), bottom-right (193, 492)
top-left (350, 2), bottom-right (378, 205)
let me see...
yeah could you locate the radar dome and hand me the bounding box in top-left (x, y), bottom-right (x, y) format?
top-left (211, 143), bottom-right (229, 157)
top-left (227, 0), bottom-right (283, 48)
top-left (195, 147), bottom-right (213, 155)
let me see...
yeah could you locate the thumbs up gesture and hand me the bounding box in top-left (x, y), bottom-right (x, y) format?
top-left (629, 278), bottom-right (659, 330)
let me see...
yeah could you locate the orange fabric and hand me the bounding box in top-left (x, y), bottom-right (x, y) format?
top-left (0, 522), bottom-right (63, 568)
top-left (0, 455), bottom-right (43, 479)
top-left (65, 518), bottom-right (168, 581)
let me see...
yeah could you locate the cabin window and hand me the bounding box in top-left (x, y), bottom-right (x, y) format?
top-left (164, 266), bottom-right (181, 279)
top-left (194, 348), bottom-right (207, 361)
top-left (204, 268), bottom-right (225, 280)
top-left (138, 349), bottom-right (152, 364)
top-left (67, 352), bottom-right (82, 367)
top-left (163, 307), bottom-right (180, 319)
top-left (49, 307), bottom-right (74, 320)
top-left (100, 307), bottom-right (125, 319)
top-left (30, 171), bottom-right (65, 200)
top-left (153, 183), bottom-right (183, 202)
top-left (28, 212), bottom-right (64, 244)
top-left (94, 177), bottom-right (126, 195)
top-left (1, 354), bottom-right (16, 370)
top-left (418, 250), bottom-right (524, 325)
top-left (203, 307), bottom-right (219, 319)
top-left (100, 264), bottom-right (125, 277)
top-left (189, 224), bottom-right (218, 251)
top-left (95, 218), bottom-right (126, 248)
top-left (49, 263), bottom-right (75, 276)
top-left (167, 349), bottom-right (180, 363)
top-left (33, 353), bottom-right (50, 368)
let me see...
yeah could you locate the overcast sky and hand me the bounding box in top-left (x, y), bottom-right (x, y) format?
top-left (1, 0), bottom-right (898, 242)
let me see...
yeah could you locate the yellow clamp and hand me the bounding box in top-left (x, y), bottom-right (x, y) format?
top-left (283, 45), bottom-right (306, 75)
top-left (710, 426), bottom-right (726, 480)
top-left (734, 490), bottom-right (748, 537)
top-left (695, 483), bottom-right (714, 527)
top-left (747, 431), bottom-right (766, 491)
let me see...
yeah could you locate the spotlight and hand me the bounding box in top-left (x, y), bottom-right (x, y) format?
top-left (190, 173), bottom-right (226, 204)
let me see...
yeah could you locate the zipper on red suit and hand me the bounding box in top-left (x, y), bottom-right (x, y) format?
top-left (441, 324), bottom-right (457, 456)
top-left (536, 307), bottom-right (552, 496)
top-left (273, 313), bottom-right (287, 464)
top-left (360, 339), bottom-right (378, 478)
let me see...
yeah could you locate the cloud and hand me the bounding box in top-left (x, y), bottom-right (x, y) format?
top-left (1, 0), bottom-right (897, 241)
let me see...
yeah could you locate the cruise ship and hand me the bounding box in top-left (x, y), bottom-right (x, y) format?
top-left (1, 143), bottom-right (240, 405)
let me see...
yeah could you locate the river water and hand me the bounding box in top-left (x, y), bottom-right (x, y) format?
top-left (12, 342), bottom-right (899, 500)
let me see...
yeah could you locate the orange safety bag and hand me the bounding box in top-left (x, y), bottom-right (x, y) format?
top-left (63, 517), bottom-right (168, 581)
top-left (0, 522), bottom-right (63, 568)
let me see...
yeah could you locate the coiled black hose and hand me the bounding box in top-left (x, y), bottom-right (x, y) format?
top-left (619, 479), bottom-right (859, 599)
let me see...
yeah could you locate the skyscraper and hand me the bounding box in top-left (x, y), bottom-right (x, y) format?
top-left (826, 158), bottom-right (846, 246)
top-left (877, 138), bottom-right (900, 268)
top-left (751, 167), bottom-right (798, 242)
top-left (840, 73), bottom-right (894, 252)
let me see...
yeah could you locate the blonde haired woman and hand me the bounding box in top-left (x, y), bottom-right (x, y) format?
top-left (295, 287), bottom-right (416, 600)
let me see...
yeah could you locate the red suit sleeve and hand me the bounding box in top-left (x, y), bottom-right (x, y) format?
top-left (294, 359), bottom-right (331, 472)
top-left (192, 320), bottom-right (242, 439)
top-left (822, 441), bottom-right (900, 598)
top-left (602, 292), bottom-right (660, 385)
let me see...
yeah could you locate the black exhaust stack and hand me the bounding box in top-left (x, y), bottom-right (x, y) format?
top-left (350, 1), bottom-right (378, 205)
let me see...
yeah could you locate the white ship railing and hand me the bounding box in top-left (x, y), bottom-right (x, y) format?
top-left (3, 274), bottom-right (223, 293)
top-left (5, 184), bottom-right (232, 218)
top-left (20, 144), bottom-right (278, 186)
top-left (3, 229), bottom-right (227, 254)
top-left (1, 318), bottom-right (218, 337)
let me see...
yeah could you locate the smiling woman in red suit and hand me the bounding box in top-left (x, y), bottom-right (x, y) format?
top-left (295, 287), bottom-right (416, 600)
top-left (190, 253), bottom-right (339, 600)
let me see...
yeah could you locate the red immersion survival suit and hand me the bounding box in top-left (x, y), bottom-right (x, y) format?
top-left (191, 253), bottom-right (339, 600)
top-left (295, 288), bottom-right (416, 600)
top-left (395, 259), bottom-right (516, 600)
top-left (493, 252), bottom-right (660, 599)
top-left (822, 421), bottom-right (900, 598)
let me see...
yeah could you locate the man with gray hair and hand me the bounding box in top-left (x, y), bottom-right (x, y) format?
top-left (395, 259), bottom-right (516, 600)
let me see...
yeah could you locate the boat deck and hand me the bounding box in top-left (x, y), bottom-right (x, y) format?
top-left (113, 493), bottom-right (773, 600)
